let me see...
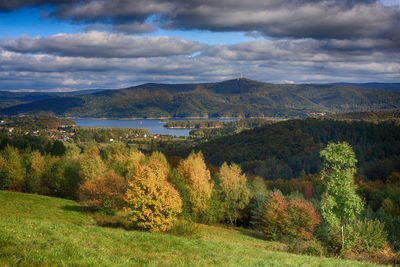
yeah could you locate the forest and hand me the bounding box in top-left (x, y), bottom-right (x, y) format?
top-left (2, 79), bottom-right (400, 118)
top-left (1, 115), bottom-right (400, 265)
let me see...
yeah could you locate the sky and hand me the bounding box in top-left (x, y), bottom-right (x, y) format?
top-left (0, 0), bottom-right (399, 91)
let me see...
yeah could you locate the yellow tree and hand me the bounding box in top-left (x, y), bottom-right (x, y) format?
top-left (124, 152), bottom-right (182, 232)
top-left (0, 145), bottom-right (25, 191)
top-left (177, 151), bottom-right (213, 220)
top-left (79, 143), bottom-right (106, 181)
top-left (26, 150), bottom-right (45, 193)
top-left (218, 162), bottom-right (250, 224)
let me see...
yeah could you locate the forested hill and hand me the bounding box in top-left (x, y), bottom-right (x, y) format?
top-left (193, 118), bottom-right (400, 182)
top-left (1, 79), bottom-right (400, 118)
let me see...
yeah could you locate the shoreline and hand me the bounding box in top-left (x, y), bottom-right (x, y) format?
top-left (62, 116), bottom-right (241, 120)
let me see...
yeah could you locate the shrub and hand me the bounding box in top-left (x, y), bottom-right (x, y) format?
top-left (288, 238), bottom-right (326, 257)
top-left (345, 218), bottom-right (388, 252)
top-left (79, 170), bottom-right (126, 214)
top-left (262, 191), bottom-right (320, 241)
top-left (285, 198), bottom-right (320, 240)
top-left (92, 211), bottom-right (131, 229)
top-left (168, 218), bottom-right (202, 239)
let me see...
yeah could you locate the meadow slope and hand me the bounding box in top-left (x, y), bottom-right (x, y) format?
top-left (0, 191), bottom-right (380, 266)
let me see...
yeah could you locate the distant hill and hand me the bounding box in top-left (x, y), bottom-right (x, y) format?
top-left (0, 89), bottom-right (104, 109)
top-left (332, 83), bottom-right (400, 92)
top-left (1, 78), bottom-right (400, 118)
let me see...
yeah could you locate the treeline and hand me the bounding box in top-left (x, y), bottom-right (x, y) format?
top-left (0, 133), bottom-right (67, 156)
top-left (194, 118), bottom-right (400, 182)
top-left (328, 110), bottom-right (400, 125)
top-left (73, 127), bottom-right (150, 143)
top-left (189, 118), bottom-right (276, 139)
top-left (0, 114), bottom-right (75, 131)
top-left (165, 120), bottom-right (224, 129)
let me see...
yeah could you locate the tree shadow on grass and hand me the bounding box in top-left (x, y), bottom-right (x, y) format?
top-left (61, 205), bottom-right (86, 213)
top-left (237, 227), bottom-right (265, 240)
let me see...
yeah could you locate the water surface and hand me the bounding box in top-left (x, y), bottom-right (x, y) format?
top-left (72, 118), bottom-right (237, 137)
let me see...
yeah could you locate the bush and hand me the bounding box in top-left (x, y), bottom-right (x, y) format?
top-left (168, 218), bottom-right (202, 239)
top-left (262, 192), bottom-right (320, 241)
top-left (92, 211), bottom-right (131, 229)
top-left (79, 170), bottom-right (126, 214)
top-left (345, 218), bottom-right (388, 252)
top-left (288, 238), bottom-right (326, 257)
top-left (285, 198), bottom-right (321, 240)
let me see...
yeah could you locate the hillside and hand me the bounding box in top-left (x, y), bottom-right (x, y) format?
top-left (1, 79), bottom-right (400, 118)
top-left (333, 83), bottom-right (400, 92)
top-left (193, 118), bottom-right (400, 181)
top-left (0, 191), bottom-right (378, 266)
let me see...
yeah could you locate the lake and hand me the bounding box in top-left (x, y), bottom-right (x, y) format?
top-left (71, 118), bottom-right (237, 137)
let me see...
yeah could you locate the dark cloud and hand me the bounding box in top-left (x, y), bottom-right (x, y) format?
top-left (0, 0), bottom-right (75, 12)
top-left (1, 0), bottom-right (398, 42)
top-left (1, 32), bottom-right (206, 58)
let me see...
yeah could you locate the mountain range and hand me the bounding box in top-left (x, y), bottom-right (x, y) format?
top-left (1, 79), bottom-right (399, 118)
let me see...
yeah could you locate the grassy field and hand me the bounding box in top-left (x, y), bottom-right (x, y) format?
top-left (0, 191), bottom-right (381, 266)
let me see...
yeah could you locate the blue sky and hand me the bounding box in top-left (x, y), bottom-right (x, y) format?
top-left (0, 0), bottom-right (399, 91)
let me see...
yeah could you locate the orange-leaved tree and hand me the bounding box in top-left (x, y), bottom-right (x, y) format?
top-left (124, 152), bottom-right (182, 232)
top-left (78, 169), bottom-right (127, 214)
top-left (262, 191), bottom-right (320, 240)
top-left (177, 151), bottom-right (213, 221)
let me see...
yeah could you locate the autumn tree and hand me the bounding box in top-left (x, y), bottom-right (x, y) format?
top-left (262, 191), bottom-right (320, 240)
top-left (218, 162), bottom-right (250, 224)
top-left (79, 169), bottom-right (126, 214)
top-left (124, 152), bottom-right (182, 232)
top-left (0, 145), bottom-right (25, 191)
top-left (102, 142), bottom-right (131, 176)
top-left (320, 142), bottom-right (363, 250)
top-left (25, 150), bottom-right (45, 193)
top-left (79, 143), bottom-right (106, 181)
top-left (177, 151), bottom-right (213, 221)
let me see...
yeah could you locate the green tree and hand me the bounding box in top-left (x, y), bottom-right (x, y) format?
top-left (218, 162), bottom-right (250, 224)
top-left (320, 142), bottom-right (363, 250)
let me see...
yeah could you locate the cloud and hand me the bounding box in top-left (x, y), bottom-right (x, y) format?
top-left (1, 35), bottom-right (399, 92)
top-left (1, 31), bottom-right (206, 58)
top-left (0, 1), bottom-right (399, 90)
top-left (166, 0), bottom-right (400, 43)
top-left (1, 0), bottom-right (399, 42)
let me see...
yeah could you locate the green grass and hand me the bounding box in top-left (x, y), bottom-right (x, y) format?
top-left (0, 191), bottom-right (381, 266)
